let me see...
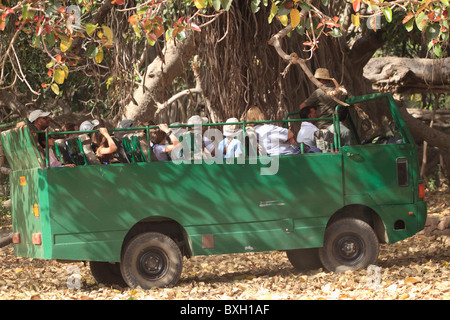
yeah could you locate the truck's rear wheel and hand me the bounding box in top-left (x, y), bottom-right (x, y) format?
top-left (286, 248), bottom-right (322, 271)
top-left (120, 232), bottom-right (183, 289)
top-left (319, 218), bottom-right (379, 273)
top-left (90, 261), bottom-right (128, 287)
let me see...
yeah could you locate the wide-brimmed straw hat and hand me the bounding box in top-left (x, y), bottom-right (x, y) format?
top-left (223, 118), bottom-right (242, 137)
top-left (314, 68), bottom-right (333, 80)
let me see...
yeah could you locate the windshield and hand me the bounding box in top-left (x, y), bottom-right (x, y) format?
top-left (346, 97), bottom-right (404, 145)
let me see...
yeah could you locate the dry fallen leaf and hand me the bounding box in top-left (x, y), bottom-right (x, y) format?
top-left (405, 277), bottom-right (421, 285)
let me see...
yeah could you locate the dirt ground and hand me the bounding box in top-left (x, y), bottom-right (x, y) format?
top-left (0, 188), bottom-right (449, 300)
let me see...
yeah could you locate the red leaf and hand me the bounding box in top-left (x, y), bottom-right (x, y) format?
top-left (353, 0), bottom-right (360, 13)
top-left (402, 12), bottom-right (414, 24)
top-left (55, 55), bottom-right (62, 63)
top-left (191, 23), bottom-right (201, 32)
top-left (115, 0), bottom-right (125, 5)
top-left (147, 33), bottom-right (157, 42)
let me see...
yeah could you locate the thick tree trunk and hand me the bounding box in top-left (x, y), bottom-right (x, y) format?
top-left (364, 57), bottom-right (450, 94)
top-left (400, 102), bottom-right (450, 182)
top-left (124, 32), bottom-right (197, 123)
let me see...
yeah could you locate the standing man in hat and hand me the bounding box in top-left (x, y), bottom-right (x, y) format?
top-left (299, 68), bottom-right (347, 122)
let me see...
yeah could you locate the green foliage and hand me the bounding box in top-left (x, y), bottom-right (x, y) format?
top-left (0, 0), bottom-right (448, 119)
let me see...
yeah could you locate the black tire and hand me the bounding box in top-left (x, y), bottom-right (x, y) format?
top-left (319, 218), bottom-right (379, 273)
top-left (120, 232), bottom-right (183, 289)
top-left (90, 261), bottom-right (128, 287)
top-left (286, 248), bottom-right (322, 271)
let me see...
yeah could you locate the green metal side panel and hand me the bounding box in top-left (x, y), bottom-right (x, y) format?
top-left (0, 126), bottom-right (44, 170)
top-left (343, 144), bottom-right (414, 205)
top-left (9, 169), bottom-right (52, 259)
top-left (372, 202), bottom-right (427, 244)
top-left (46, 153), bottom-right (343, 261)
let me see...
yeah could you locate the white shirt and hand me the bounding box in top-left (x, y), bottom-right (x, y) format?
top-left (255, 124), bottom-right (298, 155)
top-left (326, 122), bottom-right (351, 146)
top-left (297, 121), bottom-right (318, 148)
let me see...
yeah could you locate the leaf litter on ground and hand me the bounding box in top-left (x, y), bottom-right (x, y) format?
top-left (0, 187), bottom-right (449, 300)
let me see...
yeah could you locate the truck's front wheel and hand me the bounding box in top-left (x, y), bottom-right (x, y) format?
top-left (319, 218), bottom-right (379, 273)
top-left (120, 232), bottom-right (183, 289)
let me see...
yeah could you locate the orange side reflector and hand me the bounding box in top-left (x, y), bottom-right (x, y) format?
top-left (12, 233), bottom-right (20, 244)
top-left (32, 233), bottom-right (42, 245)
top-left (418, 183), bottom-right (425, 199)
top-left (33, 204), bottom-right (40, 217)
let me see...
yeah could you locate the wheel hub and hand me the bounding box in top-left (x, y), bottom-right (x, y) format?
top-left (334, 235), bottom-right (363, 262)
top-left (341, 241), bottom-right (356, 256)
top-left (139, 250), bottom-right (167, 279)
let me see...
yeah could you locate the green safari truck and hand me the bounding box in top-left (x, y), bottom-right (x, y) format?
top-left (0, 93), bottom-right (427, 289)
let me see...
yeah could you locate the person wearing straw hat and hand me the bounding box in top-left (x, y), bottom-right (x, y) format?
top-left (299, 68), bottom-right (346, 125)
top-left (217, 118), bottom-right (243, 159)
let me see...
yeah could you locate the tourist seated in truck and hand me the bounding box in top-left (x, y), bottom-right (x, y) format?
top-left (326, 106), bottom-right (352, 146)
top-left (80, 119), bottom-right (118, 164)
top-left (149, 123), bottom-right (182, 161)
top-left (297, 106), bottom-right (319, 149)
top-left (47, 137), bottom-right (76, 168)
top-left (184, 115), bottom-right (215, 158)
top-left (61, 123), bottom-right (80, 139)
top-left (245, 106), bottom-right (299, 156)
top-left (216, 118), bottom-right (243, 159)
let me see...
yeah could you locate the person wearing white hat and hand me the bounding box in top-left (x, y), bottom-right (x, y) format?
top-left (217, 118), bottom-right (243, 159)
top-left (185, 115), bottom-right (215, 157)
top-left (28, 109), bottom-right (53, 149)
top-left (28, 109), bottom-right (52, 130)
top-left (299, 68), bottom-right (346, 127)
top-left (28, 109), bottom-right (75, 168)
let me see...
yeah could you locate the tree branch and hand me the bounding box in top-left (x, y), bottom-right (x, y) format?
top-left (268, 24), bottom-right (349, 106)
